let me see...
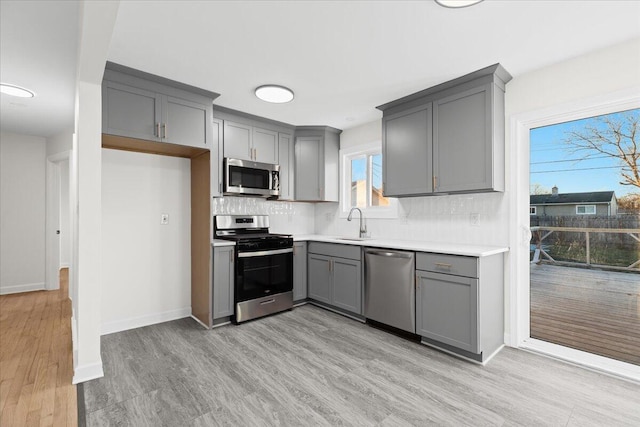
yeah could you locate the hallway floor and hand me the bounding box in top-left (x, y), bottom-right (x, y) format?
top-left (0, 268), bottom-right (77, 426)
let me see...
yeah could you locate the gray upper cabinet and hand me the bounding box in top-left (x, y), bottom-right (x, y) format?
top-left (295, 136), bottom-right (323, 201)
top-left (278, 133), bottom-right (294, 200)
top-left (294, 127), bottom-right (341, 202)
top-left (211, 118), bottom-right (223, 197)
top-left (165, 96), bottom-right (210, 148)
top-left (213, 246), bottom-right (235, 319)
top-left (222, 121), bottom-right (278, 163)
top-left (433, 84), bottom-right (496, 193)
top-left (102, 63), bottom-right (219, 149)
top-left (382, 104), bottom-right (433, 196)
top-left (252, 127), bottom-right (278, 164)
top-left (223, 121), bottom-right (252, 160)
top-left (378, 64), bottom-right (511, 196)
top-left (103, 81), bottom-right (162, 142)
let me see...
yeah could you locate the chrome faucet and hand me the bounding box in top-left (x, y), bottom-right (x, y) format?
top-left (347, 207), bottom-right (367, 238)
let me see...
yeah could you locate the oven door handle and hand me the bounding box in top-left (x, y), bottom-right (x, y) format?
top-left (237, 248), bottom-right (293, 258)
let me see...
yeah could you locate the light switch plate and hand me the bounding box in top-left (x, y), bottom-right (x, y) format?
top-left (470, 212), bottom-right (480, 226)
top-left (160, 213), bottom-right (169, 225)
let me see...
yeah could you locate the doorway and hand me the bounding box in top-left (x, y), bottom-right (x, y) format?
top-left (510, 93), bottom-right (640, 381)
top-left (529, 110), bottom-right (639, 366)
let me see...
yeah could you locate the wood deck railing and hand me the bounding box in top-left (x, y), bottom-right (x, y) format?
top-left (530, 226), bottom-right (640, 271)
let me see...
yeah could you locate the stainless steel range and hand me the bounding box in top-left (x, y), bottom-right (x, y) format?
top-left (214, 215), bottom-right (293, 323)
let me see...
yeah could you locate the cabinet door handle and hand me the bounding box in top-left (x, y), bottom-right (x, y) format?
top-left (435, 262), bottom-right (452, 270)
top-left (162, 123), bottom-right (167, 139)
top-left (254, 148), bottom-right (257, 160)
top-left (156, 122), bottom-right (161, 138)
top-left (433, 176), bottom-right (437, 190)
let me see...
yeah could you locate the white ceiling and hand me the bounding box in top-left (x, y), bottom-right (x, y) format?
top-left (1, 1), bottom-right (640, 138)
top-left (0, 1), bottom-right (79, 138)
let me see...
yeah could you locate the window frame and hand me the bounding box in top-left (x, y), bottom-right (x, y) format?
top-left (576, 204), bottom-right (596, 215)
top-left (339, 142), bottom-right (398, 219)
top-left (529, 206), bottom-right (537, 215)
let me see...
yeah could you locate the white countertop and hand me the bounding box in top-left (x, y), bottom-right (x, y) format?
top-left (293, 234), bottom-right (508, 257)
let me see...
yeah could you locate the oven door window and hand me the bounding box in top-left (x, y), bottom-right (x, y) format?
top-left (229, 166), bottom-right (270, 190)
top-left (236, 252), bottom-right (293, 302)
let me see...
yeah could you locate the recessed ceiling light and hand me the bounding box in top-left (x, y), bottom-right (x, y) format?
top-left (435, 0), bottom-right (483, 8)
top-left (0, 83), bottom-right (35, 98)
top-left (255, 85), bottom-right (294, 103)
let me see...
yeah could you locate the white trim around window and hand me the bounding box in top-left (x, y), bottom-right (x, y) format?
top-left (576, 204), bottom-right (596, 215)
top-left (529, 206), bottom-right (537, 215)
top-left (339, 142), bottom-right (398, 219)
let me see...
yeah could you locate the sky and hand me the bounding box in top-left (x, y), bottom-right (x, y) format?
top-left (530, 108), bottom-right (639, 197)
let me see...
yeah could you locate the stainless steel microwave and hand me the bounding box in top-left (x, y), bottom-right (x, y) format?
top-left (223, 158), bottom-right (280, 198)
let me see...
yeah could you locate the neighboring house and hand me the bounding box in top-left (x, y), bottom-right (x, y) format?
top-left (530, 186), bottom-right (617, 216)
top-left (351, 180), bottom-right (389, 207)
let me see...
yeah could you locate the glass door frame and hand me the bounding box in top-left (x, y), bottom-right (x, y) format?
top-left (509, 90), bottom-right (640, 382)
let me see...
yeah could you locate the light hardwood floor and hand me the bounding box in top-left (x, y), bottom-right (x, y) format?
top-left (83, 304), bottom-right (640, 426)
top-left (0, 268), bottom-right (77, 426)
top-left (530, 264), bottom-right (640, 365)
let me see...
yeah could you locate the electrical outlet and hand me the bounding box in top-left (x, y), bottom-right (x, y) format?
top-left (160, 213), bottom-right (169, 225)
top-left (469, 212), bottom-right (480, 227)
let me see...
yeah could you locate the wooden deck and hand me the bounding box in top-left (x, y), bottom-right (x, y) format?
top-left (530, 264), bottom-right (640, 366)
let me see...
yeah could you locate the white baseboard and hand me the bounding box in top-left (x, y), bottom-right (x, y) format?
top-left (73, 361), bottom-right (104, 384)
top-left (101, 307), bottom-right (191, 335)
top-left (0, 282), bottom-right (45, 295)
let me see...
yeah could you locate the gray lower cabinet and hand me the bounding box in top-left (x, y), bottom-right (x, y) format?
top-left (415, 252), bottom-right (504, 363)
top-left (308, 254), bottom-right (332, 304)
top-left (102, 66), bottom-right (216, 149)
top-left (416, 270), bottom-right (478, 353)
top-left (213, 246), bottom-right (235, 319)
top-left (378, 64), bottom-right (511, 196)
top-left (307, 242), bottom-right (362, 315)
top-left (293, 242), bottom-right (307, 301)
top-left (294, 127), bottom-right (341, 202)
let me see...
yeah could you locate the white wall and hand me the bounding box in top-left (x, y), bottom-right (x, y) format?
top-left (72, 0), bottom-right (119, 384)
top-left (316, 121), bottom-right (509, 247)
top-left (0, 132), bottom-right (47, 294)
top-left (101, 149), bottom-right (192, 335)
top-left (47, 130), bottom-right (73, 156)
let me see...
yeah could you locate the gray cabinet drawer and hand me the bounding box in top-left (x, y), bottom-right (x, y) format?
top-left (416, 253), bottom-right (477, 278)
top-left (308, 242), bottom-right (361, 261)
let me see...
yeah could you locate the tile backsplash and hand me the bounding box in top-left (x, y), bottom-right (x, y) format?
top-left (214, 192), bottom-right (509, 248)
top-left (314, 192), bottom-right (509, 247)
top-left (212, 197), bottom-right (315, 235)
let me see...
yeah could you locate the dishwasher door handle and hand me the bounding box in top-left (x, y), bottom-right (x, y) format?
top-left (365, 250), bottom-right (413, 259)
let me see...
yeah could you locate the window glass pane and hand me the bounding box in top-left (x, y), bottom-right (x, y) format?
top-left (351, 157), bottom-right (366, 208)
top-left (370, 154), bottom-right (389, 206)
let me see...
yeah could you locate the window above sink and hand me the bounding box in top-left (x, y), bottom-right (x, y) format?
top-left (339, 141), bottom-right (399, 219)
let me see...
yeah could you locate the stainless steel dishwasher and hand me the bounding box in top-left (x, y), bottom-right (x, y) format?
top-left (364, 248), bottom-right (415, 333)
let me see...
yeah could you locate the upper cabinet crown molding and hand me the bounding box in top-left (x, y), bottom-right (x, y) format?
top-left (378, 64), bottom-right (511, 197)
